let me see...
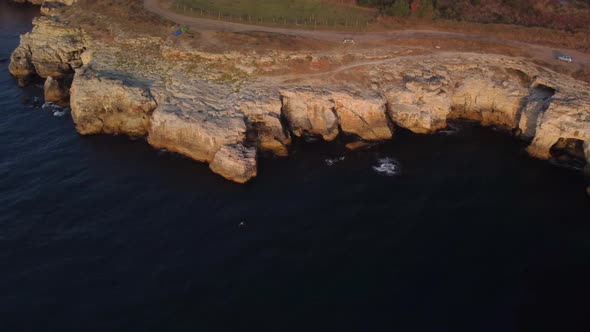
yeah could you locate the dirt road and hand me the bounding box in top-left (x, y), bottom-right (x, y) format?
top-left (144, 0), bottom-right (590, 69)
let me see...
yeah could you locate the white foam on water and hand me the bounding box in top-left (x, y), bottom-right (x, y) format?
top-left (43, 102), bottom-right (70, 118)
top-left (325, 156), bottom-right (345, 166)
top-left (372, 157), bottom-right (401, 176)
top-left (438, 123), bottom-right (461, 136)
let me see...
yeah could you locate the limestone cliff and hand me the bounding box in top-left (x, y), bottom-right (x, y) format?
top-left (9, 16), bottom-right (85, 108)
top-left (9, 9), bottom-right (590, 188)
top-left (70, 69), bottom-right (157, 136)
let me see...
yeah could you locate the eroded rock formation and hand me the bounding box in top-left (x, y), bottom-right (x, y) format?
top-left (331, 92), bottom-right (392, 140)
top-left (9, 10), bottom-right (590, 187)
top-left (70, 69), bottom-right (157, 136)
top-left (236, 88), bottom-right (291, 157)
top-left (9, 16), bottom-right (84, 101)
top-left (281, 89), bottom-right (339, 141)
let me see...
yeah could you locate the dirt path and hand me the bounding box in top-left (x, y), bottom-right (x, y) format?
top-left (144, 0), bottom-right (590, 69)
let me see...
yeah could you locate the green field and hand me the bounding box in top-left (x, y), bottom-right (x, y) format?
top-left (174, 0), bottom-right (376, 29)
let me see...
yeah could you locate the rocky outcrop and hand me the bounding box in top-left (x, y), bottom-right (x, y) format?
top-left (331, 92), bottom-right (392, 140)
top-left (70, 69), bottom-right (157, 136)
top-left (450, 71), bottom-right (529, 130)
top-left (385, 71), bottom-right (451, 134)
top-left (8, 15), bottom-right (84, 110)
top-left (8, 11), bottom-right (590, 185)
top-left (527, 90), bottom-right (590, 159)
top-left (9, 17), bottom-right (85, 85)
top-left (237, 89), bottom-right (291, 156)
top-left (148, 104), bottom-right (247, 163)
top-left (147, 104), bottom-right (257, 182)
top-left (209, 144), bottom-right (257, 184)
top-left (280, 89), bottom-right (339, 141)
top-left (44, 75), bottom-right (71, 105)
top-left (280, 89), bottom-right (392, 142)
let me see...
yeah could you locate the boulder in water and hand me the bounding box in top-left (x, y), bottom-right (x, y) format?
top-left (44, 75), bottom-right (71, 105)
top-left (345, 141), bottom-right (371, 150)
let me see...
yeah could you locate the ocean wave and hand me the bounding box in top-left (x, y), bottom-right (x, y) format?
top-left (325, 156), bottom-right (345, 166)
top-left (372, 157), bottom-right (401, 176)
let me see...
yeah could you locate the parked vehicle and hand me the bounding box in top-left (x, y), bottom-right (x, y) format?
top-left (342, 38), bottom-right (355, 45)
top-left (557, 55), bottom-right (573, 63)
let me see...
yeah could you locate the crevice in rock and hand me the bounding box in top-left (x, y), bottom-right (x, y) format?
top-left (277, 95), bottom-right (292, 142)
top-left (335, 102), bottom-right (381, 139)
top-left (517, 84), bottom-right (556, 142)
top-left (383, 101), bottom-right (398, 135)
top-left (326, 106), bottom-right (340, 139)
top-left (243, 117), bottom-right (259, 149)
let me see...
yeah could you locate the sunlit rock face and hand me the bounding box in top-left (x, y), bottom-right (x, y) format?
top-left (70, 69), bottom-right (157, 136)
top-left (280, 89), bottom-right (339, 141)
top-left (9, 10), bottom-right (590, 185)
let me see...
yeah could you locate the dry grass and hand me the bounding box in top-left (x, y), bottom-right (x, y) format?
top-left (216, 31), bottom-right (336, 51)
top-left (372, 17), bottom-right (590, 53)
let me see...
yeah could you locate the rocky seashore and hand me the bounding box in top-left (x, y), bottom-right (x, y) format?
top-left (8, 1), bottom-right (590, 194)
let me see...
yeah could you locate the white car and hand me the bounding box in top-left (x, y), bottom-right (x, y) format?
top-left (342, 38), bottom-right (355, 45)
top-left (557, 55), bottom-right (573, 63)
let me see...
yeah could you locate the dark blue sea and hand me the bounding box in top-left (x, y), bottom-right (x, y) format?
top-left (1, 2), bottom-right (590, 331)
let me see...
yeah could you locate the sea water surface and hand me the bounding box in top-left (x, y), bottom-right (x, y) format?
top-left (1, 3), bottom-right (590, 331)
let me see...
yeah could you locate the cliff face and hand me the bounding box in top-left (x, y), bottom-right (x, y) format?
top-left (69, 69), bottom-right (157, 136)
top-left (9, 16), bottom-right (85, 110)
top-left (9, 15), bottom-right (590, 187)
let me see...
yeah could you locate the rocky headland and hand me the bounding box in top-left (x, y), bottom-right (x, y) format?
top-left (8, 0), bottom-right (590, 193)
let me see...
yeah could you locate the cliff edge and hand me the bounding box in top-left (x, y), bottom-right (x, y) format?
top-left (9, 3), bottom-right (590, 193)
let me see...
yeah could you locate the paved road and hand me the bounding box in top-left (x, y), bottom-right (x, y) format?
top-left (144, 0), bottom-right (590, 67)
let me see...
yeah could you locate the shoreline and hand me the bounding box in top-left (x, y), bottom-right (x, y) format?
top-left (7, 0), bottom-right (590, 195)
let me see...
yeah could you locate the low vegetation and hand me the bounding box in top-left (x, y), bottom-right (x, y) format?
top-left (174, 0), bottom-right (375, 28)
top-left (359, 0), bottom-right (590, 33)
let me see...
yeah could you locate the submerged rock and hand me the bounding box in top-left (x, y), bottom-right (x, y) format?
top-left (345, 141), bottom-right (371, 150)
